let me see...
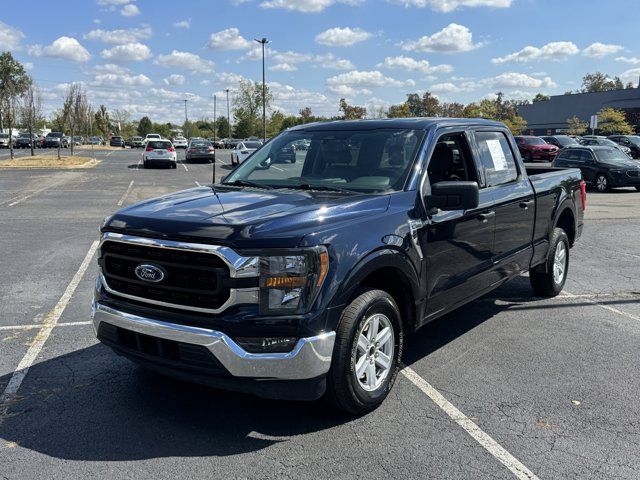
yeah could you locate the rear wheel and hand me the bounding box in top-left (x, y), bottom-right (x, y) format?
top-left (635, 186), bottom-right (640, 192)
top-left (530, 227), bottom-right (569, 297)
top-left (595, 173), bottom-right (610, 192)
top-left (325, 289), bottom-right (402, 415)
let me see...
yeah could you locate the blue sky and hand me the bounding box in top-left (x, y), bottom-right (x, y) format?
top-left (2, 0), bottom-right (640, 123)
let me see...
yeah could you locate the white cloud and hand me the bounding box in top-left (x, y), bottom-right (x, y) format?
top-left (327, 85), bottom-right (372, 96)
top-left (583, 42), bottom-right (624, 58)
top-left (173, 19), bottom-right (191, 29)
top-left (402, 23), bottom-right (479, 53)
top-left (489, 72), bottom-right (556, 89)
top-left (389, 0), bottom-right (512, 12)
top-left (84, 26), bottom-right (152, 44)
top-left (163, 74), bottom-right (186, 86)
top-left (316, 53), bottom-right (355, 70)
top-left (259, 0), bottom-right (363, 13)
top-left (492, 41), bottom-right (579, 64)
top-left (216, 72), bottom-right (247, 85)
top-left (92, 69), bottom-right (152, 87)
top-left (620, 68), bottom-right (640, 85)
top-left (28, 36), bottom-right (92, 62)
top-left (315, 27), bottom-right (372, 47)
top-left (91, 63), bottom-right (129, 74)
top-left (270, 63), bottom-right (298, 71)
top-left (208, 27), bottom-right (252, 50)
top-left (121, 3), bottom-right (140, 16)
top-left (155, 50), bottom-right (214, 73)
top-left (327, 70), bottom-right (415, 88)
top-left (429, 82), bottom-right (473, 93)
top-left (97, 0), bottom-right (130, 5)
top-left (273, 50), bottom-right (313, 64)
top-left (101, 42), bottom-right (151, 62)
top-left (0, 21), bottom-right (25, 51)
top-left (616, 56), bottom-right (640, 65)
top-left (378, 55), bottom-right (453, 74)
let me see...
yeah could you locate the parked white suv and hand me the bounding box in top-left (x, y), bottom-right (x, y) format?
top-left (144, 134), bottom-right (162, 145)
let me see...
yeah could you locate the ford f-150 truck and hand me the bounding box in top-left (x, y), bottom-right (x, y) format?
top-left (93, 118), bottom-right (585, 414)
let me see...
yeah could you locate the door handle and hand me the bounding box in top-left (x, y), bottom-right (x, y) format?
top-left (519, 200), bottom-right (534, 210)
top-left (478, 211), bottom-right (495, 223)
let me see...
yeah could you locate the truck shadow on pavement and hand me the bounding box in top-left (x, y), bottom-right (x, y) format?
top-left (0, 276), bottom-right (544, 461)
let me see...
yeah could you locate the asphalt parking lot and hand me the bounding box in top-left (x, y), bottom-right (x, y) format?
top-left (1, 147), bottom-right (639, 480)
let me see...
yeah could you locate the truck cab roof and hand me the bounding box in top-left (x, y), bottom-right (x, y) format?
top-left (287, 117), bottom-right (505, 132)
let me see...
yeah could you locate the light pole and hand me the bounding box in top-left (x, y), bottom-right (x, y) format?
top-left (213, 94), bottom-right (217, 140)
top-left (225, 88), bottom-right (230, 141)
top-left (254, 37), bottom-right (269, 142)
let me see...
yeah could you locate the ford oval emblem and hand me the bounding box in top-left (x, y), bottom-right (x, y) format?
top-left (134, 264), bottom-right (166, 283)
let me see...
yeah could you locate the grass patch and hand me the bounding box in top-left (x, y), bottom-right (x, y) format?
top-left (0, 155), bottom-right (100, 168)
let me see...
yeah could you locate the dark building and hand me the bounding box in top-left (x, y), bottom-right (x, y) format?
top-left (517, 84), bottom-right (640, 136)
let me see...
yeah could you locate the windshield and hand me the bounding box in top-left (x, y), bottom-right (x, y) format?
top-left (148, 141), bottom-right (172, 149)
top-left (556, 136), bottom-right (578, 146)
top-left (524, 137), bottom-right (546, 145)
top-left (243, 142), bottom-right (262, 149)
top-left (595, 148), bottom-right (632, 162)
top-left (625, 136), bottom-right (640, 146)
top-left (224, 128), bottom-right (425, 193)
top-left (47, 132), bottom-right (62, 138)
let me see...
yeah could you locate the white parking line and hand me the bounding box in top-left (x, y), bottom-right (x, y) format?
top-left (194, 181), bottom-right (201, 187)
top-left (181, 161), bottom-right (188, 171)
top-left (105, 150), bottom-right (115, 157)
top-left (4, 177), bottom-right (69, 207)
top-left (561, 291), bottom-right (640, 323)
top-left (400, 365), bottom-right (539, 480)
top-left (117, 180), bottom-right (135, 207)
top-left (0, 241), bottom-right (99, 409)
top-left (0, 321), bottom-right (92, 331)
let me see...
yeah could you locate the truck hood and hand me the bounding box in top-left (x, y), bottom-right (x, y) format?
top-left (104, 186), bottom-right (390, 248)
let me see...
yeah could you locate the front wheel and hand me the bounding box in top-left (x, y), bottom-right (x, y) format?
top-left (530, 227), bottom-right (569, 297)
top-left (595, 173), bottom-right (610, 192)
top-left (635, 186), bottom-right (640, 192)
top-left (325, 289), bottom-right (402, 415)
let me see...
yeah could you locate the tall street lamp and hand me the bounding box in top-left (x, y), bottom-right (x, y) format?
top-left (225, 88), bottom-right (231, 141)
top-left (254, 37), bottom-right (269, 142)
top-left (213, 94), bottom-right (217, 140)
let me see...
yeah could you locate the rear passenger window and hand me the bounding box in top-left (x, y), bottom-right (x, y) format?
top-left (475, 131), bottom-right (518, 187)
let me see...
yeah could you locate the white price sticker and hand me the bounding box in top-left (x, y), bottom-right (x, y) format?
top-left (485, 139), bottom-right (508, 171)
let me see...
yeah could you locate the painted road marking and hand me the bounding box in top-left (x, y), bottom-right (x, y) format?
top-left (561, 291), bottom-right (640, 323)
top-left (4, 177), bottom-right (70, 207)
top-left (401, 365), bottom-right (539, 480)
top-left (105, 150), bottom-right (115, 157)
top-left (0, 321), bottom-right (92, 331)
top-left (181, 161), bottom-right (188, 171)
top-left (117, 180), bottom-right (135, 207)
top-left (195, 181), bottom-right (201, 187)
top-left (0, 241), bottom-right (99, 409)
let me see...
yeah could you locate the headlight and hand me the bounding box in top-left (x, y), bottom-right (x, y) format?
top-left (259, 247), bottom-right (329, 315)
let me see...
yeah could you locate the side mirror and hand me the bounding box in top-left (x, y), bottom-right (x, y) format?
top-left (426, 181), bottom-right (479, 211)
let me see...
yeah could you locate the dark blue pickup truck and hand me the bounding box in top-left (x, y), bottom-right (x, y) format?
top-left (93, 118), bottom-right (585, 414)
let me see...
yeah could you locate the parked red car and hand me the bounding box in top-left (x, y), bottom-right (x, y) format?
top-left (515, 136), bottom-right (559, 162)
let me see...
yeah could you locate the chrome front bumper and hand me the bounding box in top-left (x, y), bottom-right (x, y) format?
top-left (91, 301), bottom-right (336, 380)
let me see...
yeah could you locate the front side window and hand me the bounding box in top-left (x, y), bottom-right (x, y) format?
top-left (224, 128), bottom-right (425, 193)
top-left (475, 131), bottom-right (519, 187)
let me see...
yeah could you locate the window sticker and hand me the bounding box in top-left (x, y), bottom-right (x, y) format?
top-left (485, 139), bottom-right (509, 171)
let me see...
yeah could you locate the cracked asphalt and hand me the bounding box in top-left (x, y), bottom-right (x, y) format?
top-left (1, 148), bottom-right (639, 479)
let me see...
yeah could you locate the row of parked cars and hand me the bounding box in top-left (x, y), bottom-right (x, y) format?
top-left (515, 134), bottom-right (640, 192)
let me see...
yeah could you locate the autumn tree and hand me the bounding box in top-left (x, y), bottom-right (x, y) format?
top-left (339, 98), bottom-right (367, 120)
top-left (18, 80), bottom-right (43, 156)
top-left (62, 83), bottom-right (91, 157)
top-left (596, 107), bottom-right (634, 135)
top-left (532, 93), bottom-right (550, 103)
top-left (439, 102), bottom-right (465, 117)
top-left (94, 104), bottom-right (110, 138)
top-left (387, 103), bottom-right (410, 118)
top-left (566, 116), bottom-right (588, 136)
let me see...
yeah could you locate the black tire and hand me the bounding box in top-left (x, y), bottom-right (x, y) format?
top-left (143, 161), bottom-right (148, 169)
top-left (325, 289), bottom-right (403, 415)
top-left (172, 163), bottom-right (177, 169)
top-left (595, 173), bottom-right (610, 192)
top-left (635, 186), bottom-right (640, 192)
top-left (530, 227), bottom-right (569, 297)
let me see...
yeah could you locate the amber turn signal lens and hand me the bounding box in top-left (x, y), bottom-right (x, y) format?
top-left (264, 276), bottom-right (307, 288)
top-left (317, 250), bottom-right (329, 287)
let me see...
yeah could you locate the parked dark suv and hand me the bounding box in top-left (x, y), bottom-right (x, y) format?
top-left (541, 135), bottom-right (580, 149)
top-left (608, 135), bottom-right (640, 159)
top-left (110, 136), bottom-right (125, 147)
top-left (553, 146), bottom-right (640, 192)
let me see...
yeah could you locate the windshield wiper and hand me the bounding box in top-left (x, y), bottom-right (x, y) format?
top-left (224, 179), bottom-right (273, 190)
top-left (288, 183), bottom-right (355, 194)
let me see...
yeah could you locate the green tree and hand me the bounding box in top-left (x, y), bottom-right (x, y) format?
top-left (439, 102), bottom-right (464, 117)
top-left (596, 107), bottom-right (634, 135)
top-left (0, 52), bottom-right (31, 159)
top-left (267, 110), bottom-right (285, 136)
top-left (233, 80), bottom-right (273, 137)
top-left (581, 72), bottom-right (624, 93)
top-left (532, 93), bottom-right (550, 103)
top-left (387, 103), bottom-right (410, 118)
top-left (281, 115), bottom-right (302, 131)
top-left (137, 116), bottom-right (152, 136)
top-left (566, 116), bottom-right (588, 136)
top-left (339, 98), bottom-right (367, 119)
top-left (214, 116), bottom-right (231, 139)
top-left (94, 105), bottom-right (110, 138)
